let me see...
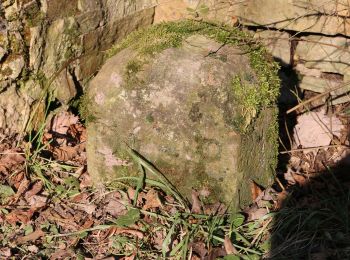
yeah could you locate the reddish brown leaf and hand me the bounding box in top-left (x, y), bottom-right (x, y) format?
top-left (82, 218), bottom-right (94, 229)
top-left (250, 180), bottom-right (263, 201)
top-left (112, 227), bottom-right (144, 239)
top-left (8, 171), bottom-right (25, 189)
top-left (25, 181), bottom-right (43, 199)
top-left (17, 229), bottom-right (45, 244)
top-left (5, 209), bottom-right (34, 224)
top-left (52, 112), bottom-right (79, 135)
top-left (191, 189), bottom-right (202, 214)
top-left (224, 235), bottom-right (238, 255)
top-left (275, 190), bottom-right (288, 209)
top-left (191, 241), bottom-right (208, 258)
top-left (14, 178), bottom-right (30, 198)
top-left (75, 203), bottom-right (96, 215)
top-left (27, 195), bottom-right (48, 208)
top-left (143, 189), bottom-right (162, 210)
top-left (246, 207), bottom-right (268, 221)
top-left (292, 173), bottom-right (307, 186)
top-left (0, 150), bottom-right (25, 166)
top-left (53, 145), bottom-right (79, 161)
top-left (104, 192), bottom-right (128, 217)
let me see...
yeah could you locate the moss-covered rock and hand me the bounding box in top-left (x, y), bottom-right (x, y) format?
top-left (86, 20), bottom-right (280, 209)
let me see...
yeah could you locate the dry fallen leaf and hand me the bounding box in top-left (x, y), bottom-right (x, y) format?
top-left (17, 229), bottom-right (45, 244)
top-left (292, 173), bottom-right (307, 186)
top-left (191, 189), bottom-right (202, 214)
top-left (0, 248), bottom-right (11, 258)
top-left (109, 226), bottom-right (144, 239)
top-left (27, 245), bottom-right (39, 253)
top-left (143, 189), bottom-right (162, 210)
top-left (224, 235), bottom-right (238, 255)
top-left (75, 203), bottom-right (97, 215)
top-left (245, 205), bottom-right (268, 221)
top-left (275, 190), bottom-right (289, 210)
top-left (53, 144), bottom-right (83, 161)
top-left (14, 178), bottom-right (30, 198)
top-left (52, 112), bottom-right (79, 135)
top-left (293, 109), bottom-right (343, 149)
top-left (250, 180), bottom-right (263, 201)
top-left (104, 192), bottom-right (128, 217)
top-left (27, 195), bottom-right (48, 208)
top-left (0, 150), bottom-right (25, 174)
top-left (25, 181), bottom-right (43, 199)
top-left (191, 241), bottom-right (208, 258)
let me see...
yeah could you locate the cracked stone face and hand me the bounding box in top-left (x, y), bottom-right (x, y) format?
top-left (86, 33), bottom-right (278, 209)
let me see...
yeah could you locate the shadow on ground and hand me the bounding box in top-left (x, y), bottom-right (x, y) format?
top-left (268, 60), bottom-right (350, 259)
top-left (269, 155), bottom-right (350, 259)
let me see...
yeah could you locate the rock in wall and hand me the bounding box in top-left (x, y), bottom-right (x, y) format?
top-left (0, 0), bottom-right (155, 133)
top-left (228, 0), bottom-right (350, 104)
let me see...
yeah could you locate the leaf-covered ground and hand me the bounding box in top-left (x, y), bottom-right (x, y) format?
top-left (0, 97), bottom-right (350, 259)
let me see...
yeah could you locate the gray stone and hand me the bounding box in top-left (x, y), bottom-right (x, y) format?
top-left (154, 0), bottom-right (234, 26)
top-left (229, 0), bottom-right (350, 36)
top-left (0, 55), bottom-right (25, 80)
top-left (295, 63), bottom-right (321, 78)
top-left (299, 75), bottom-right (350, 105)
top-left (86, 22), bottom-right (279, 209)
top-left (295, 35), bottom-right (350, 75)
top-left (0, 85), bottom-right (32, 133)
top-left (253, 30), bottom-right (291, 66)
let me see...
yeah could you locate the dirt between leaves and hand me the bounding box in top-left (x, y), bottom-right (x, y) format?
top-left (0, 102), bottom-right (349, 259)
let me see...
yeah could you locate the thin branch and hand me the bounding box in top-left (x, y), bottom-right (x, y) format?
top-left (286, 81), bottom-right (350, 114)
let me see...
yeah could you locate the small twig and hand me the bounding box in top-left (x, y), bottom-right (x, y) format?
top-left (280, 144), bottom-right (349, 154)
top-left (275, 177), bottom-right (285, 191)
top-left (250, 218), bottom-right (273, 247)
top-left (286, 81), bottom-right (350, 114)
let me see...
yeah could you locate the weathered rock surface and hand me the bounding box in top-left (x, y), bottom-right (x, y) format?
top-left (154, 0), bottom-right (234, 26)
top-left (295, 36), bottom-right (350, 76)
top-left (86, 21), bottom-right (279, 208)
top-left (253, 30), bottom-right (291, 66)
top-left (230, 0), bottom-right (350, 36)
top-left (0, 0), bottom-right (156, 132)
top-left (299, 75), bottom-right (350, 105)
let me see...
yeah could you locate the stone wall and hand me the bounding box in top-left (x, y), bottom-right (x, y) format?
top-left (229, 0), bottom-right (350, 105)
top-left (0, 0), bottom-right (156, 133)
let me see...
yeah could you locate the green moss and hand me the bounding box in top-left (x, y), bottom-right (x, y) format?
top-left (26, 11), bottom-right (45, 27)
top-left (145, 113), bottom-right (154, 123)
top-left (123, 58), bottom-right (145, 89)
top-left (78, 93), bottom-right (97, 123)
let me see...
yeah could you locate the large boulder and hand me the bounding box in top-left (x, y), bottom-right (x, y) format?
top-left (86, 21), bottom-right (280, 209)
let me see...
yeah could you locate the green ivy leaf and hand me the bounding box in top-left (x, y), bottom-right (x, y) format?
top-left (78, 231), bottom-right (88, 239)
top-left (229, 213), bottom-right (245, 227)
top-left (24, 224), bottom-right (34, 235)
top-left (219, 255), bottom-right (240, 260)
top-left (114, 209), bottom-right (140, 227)
top-left (0, 184), bottom-right (15, 198)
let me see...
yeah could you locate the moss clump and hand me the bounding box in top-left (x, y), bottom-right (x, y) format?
top-left (78, 93), bottom-right (97, 123)
top-left (107, 20), bottom-right (280, 133)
